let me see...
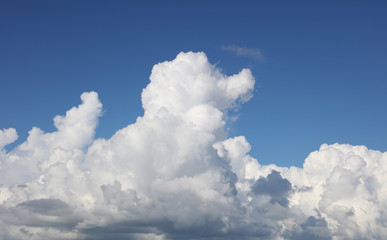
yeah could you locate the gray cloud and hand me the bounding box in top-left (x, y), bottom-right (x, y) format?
top-left (283, 216), bottom-right (332, 240)
top-left (17, 199), bottom-right (70, 215)
top-left (251, 170), bottom-right (292, 207)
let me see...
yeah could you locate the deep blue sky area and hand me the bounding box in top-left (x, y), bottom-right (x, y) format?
top-left (1, 1), bottom-right (386, 167)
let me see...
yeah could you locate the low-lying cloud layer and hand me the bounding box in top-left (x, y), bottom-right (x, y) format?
top-left (1, 52), bottom-right (386, 240)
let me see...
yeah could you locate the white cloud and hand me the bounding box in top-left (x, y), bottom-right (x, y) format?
top-left (0, 52), bottom-right (386, 239)
top-left (0, 91), bottom-right (102, 186)
top-left (0, 128), bottom-right (18, 149)
top-left (221, 45), bottom-right (265, 61)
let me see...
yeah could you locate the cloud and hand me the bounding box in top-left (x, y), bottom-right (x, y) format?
top-left (251, 170), bottom-right (292, 207)
top-left (284, 216), bottom-right (332, 240)
top-left (1, 51), bottom-right (387, 239)
top-left (221, 45), bottom-right (265, 61)
top-left (0, 91), bottom-right (102, 186)
top-left (0, 128), bottom-right (18, 149)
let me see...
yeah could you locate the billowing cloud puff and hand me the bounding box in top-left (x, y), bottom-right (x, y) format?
top-left (0, 128), bottom-right (18, 149)
top-left (0, 52), bottom-right (386, 240)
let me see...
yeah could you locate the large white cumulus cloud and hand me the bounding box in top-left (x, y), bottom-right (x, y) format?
top-left (0, 51), bottom-right (386, 240)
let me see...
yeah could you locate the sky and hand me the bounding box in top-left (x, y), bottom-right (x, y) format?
top-left (1, 1), bottom-right (387, 239)
top-left (1, 0), bottom-right (386, 167)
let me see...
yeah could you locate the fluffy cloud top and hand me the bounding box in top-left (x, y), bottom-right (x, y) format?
top-left (0, 128), bottom-right (18, 149)
top-left (0, 52), bottom-right (386, 240)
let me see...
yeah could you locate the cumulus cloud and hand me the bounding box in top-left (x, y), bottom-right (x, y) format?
top-left (0, 128), bottom-right (18, 149)
top-left (221, 45), bottom-right (265, 61)
top-left (0, 51), bottom-right (386, 240)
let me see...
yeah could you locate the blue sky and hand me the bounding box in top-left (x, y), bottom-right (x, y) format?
top-left (1, 0), bottom-right (386, 167)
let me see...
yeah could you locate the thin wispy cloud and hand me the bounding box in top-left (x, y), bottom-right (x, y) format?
top-left (221, 45), bottom-right (265, 61)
